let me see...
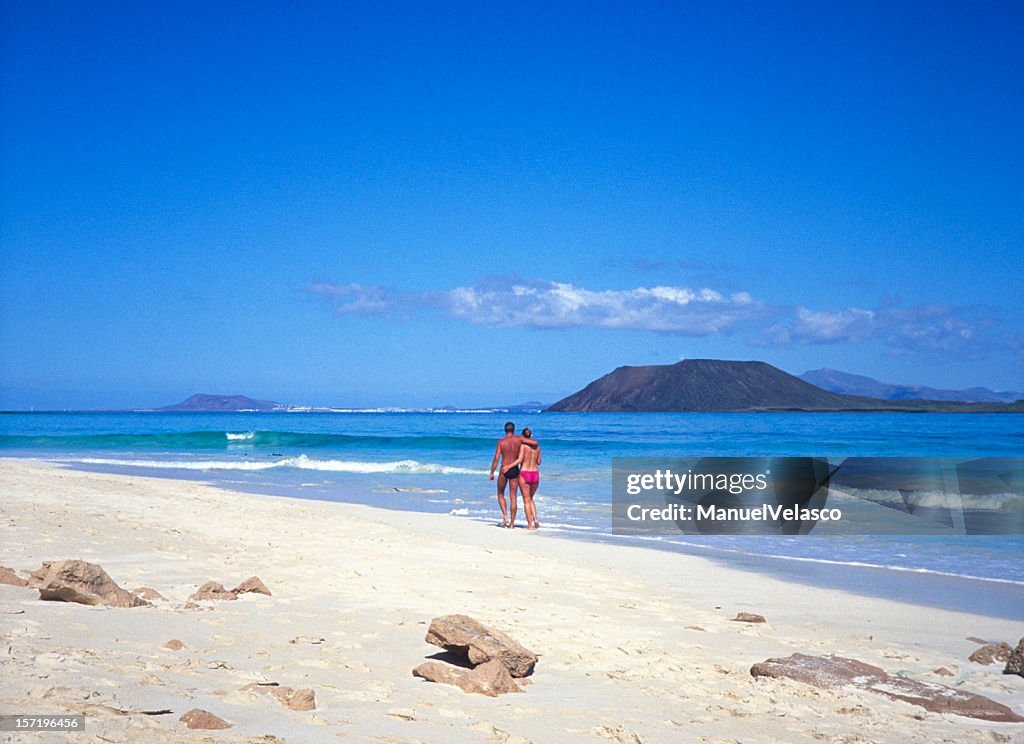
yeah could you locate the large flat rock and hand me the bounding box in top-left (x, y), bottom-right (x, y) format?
top-left (751, 653), bottom-right (1024, 723)
top-left (413, 659), bottom-right (521, 696)
top-left (425, 614), bottom-right (537, 678)
top-left (31, 560), bottom-right (149, 608)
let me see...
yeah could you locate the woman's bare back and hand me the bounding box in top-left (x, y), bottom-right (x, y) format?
top-left (518, 443), bottom-right (540, 471)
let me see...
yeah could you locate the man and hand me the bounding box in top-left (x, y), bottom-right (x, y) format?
top-left (489, 422), bottom-right (537, 528)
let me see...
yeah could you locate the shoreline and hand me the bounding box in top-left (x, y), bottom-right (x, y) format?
top-left (20, 455), bottom-right (1024, 621)
top-left (1, 458), bottom-right (1022, 742)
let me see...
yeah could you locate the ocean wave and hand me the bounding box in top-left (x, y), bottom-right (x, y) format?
top-left (834, 487), bottom-right (1024, 511)
top-left (658, 536), bottom-right (1024, 587)
top-left (72, 455), bottom-right (485, 475)
top-left (743, 551), bottom-right (1024, 587)
top-left (374, 486), bottom-right (450, 494)
top-left (0, 430), bottom-right (498, 451)
top-left (0, 429), bottom-right (620, 452)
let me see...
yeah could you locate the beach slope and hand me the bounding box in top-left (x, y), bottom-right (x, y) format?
top-left (0, 459), bottom-right (1021, 743)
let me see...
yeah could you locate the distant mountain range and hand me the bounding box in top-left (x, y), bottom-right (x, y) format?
top-left (547, 360), bottom-right (1024, 413)
top-left (154, 394), bottom-right (545, 413)
top-left (155, 367), bottom-right (1023, 414)
top-left (157, 394), bottom-right (283, 412)
top-left (799, 368), bottom-right (1023, 404)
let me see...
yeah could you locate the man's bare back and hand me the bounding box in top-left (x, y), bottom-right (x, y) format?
top-left (497, 435), bottom-right (523, 473)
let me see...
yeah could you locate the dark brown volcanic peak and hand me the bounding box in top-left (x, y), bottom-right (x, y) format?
top-left (546, 360), bottom-right (1024, 413)
top-left (547, 360), bottom-right (852, 412)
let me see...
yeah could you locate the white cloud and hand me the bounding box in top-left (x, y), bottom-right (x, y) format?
top-left (305, 282), bottom-right (393, 315)
top-left (772, 307), bottom-right (878, 344)
top-left (883, 305), bottom-right (993, 355)
top-left (446, 279), bottom-right (763, 335)
top-left (770, 303), bottom-right (996, 355)
top-left (306, 277), bottom-right (1004, 358)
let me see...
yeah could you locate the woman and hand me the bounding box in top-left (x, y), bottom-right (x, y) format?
top-left (508, 427), bottom-right (541, 530)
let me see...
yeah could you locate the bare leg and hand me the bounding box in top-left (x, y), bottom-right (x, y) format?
top-left (508, 477), bottom-right (519, 528)
top-left (526, 476), bottom-right (540, 529)
top-left (522, 485), bottom-right (536, 530)
top-left (496, 474), bottom-right (509, 526)
top-left (534, 475), bottom-right (540, 528)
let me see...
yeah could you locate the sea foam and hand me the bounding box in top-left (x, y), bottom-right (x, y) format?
top-left (74, 455), bottom-right (484, 475)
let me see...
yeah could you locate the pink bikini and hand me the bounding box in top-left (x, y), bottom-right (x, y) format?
top-left (520, 470), bottom-right (539, 485)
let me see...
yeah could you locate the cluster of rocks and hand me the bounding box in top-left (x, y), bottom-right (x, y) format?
top-left (968, 637), bottom-right (1024, 676)
top-left (751, 653), bottom-right (1024, 722)
top-left (8, 561), bottom-right (1021, 725)
top-left (0, 559), bottom-right (306, 731)
top-left (412, 614), bottom-right (538, 696)
top-left (734, 610), bottom-right (1024, 723)
top-left (0, 559), bottom-right (272, 610)
top-left (188, 576), bottom-right (272, 602)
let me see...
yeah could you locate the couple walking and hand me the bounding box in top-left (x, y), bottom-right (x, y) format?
top-left (489, 422), bottom-right (541, 530)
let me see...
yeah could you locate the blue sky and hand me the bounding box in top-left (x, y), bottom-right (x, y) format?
top-left (1, 1), bottom-right (1022, 409)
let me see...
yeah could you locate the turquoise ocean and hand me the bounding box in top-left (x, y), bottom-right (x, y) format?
top-left (2, 411), bottom-right (1022, 619)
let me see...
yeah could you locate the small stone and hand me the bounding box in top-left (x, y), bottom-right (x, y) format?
top-left (732, 612), bottom-right (766, 624)
top-left (163, 639), bottom-right (185, 651)
top-left (231, 576), bottom-right (272, 596)
top-left (933, 667), bottom-right (954, 677)
top-left (189, 581), bottom-right (236, 601)
top-left (590, 726), bottom-right (643, 744)
top-left (0, 566), bottom-right (29, 587)
top-left (241, 683), bottom-right (316, 711)
top-left (969, 642), bottom-right (1012, 665)
top-left (273, 687), bottom-right (316, 711)
top-left (132, 587), bottom-right (165, 601)
top-left (179, 708), bottom-right (231, 730)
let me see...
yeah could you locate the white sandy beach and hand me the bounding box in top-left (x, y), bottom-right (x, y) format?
top-left (0, 458), bottom-right (1021, 743)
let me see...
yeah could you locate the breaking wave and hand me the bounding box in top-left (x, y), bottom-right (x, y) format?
top-left (71, 455), bottom-right (484, 475)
